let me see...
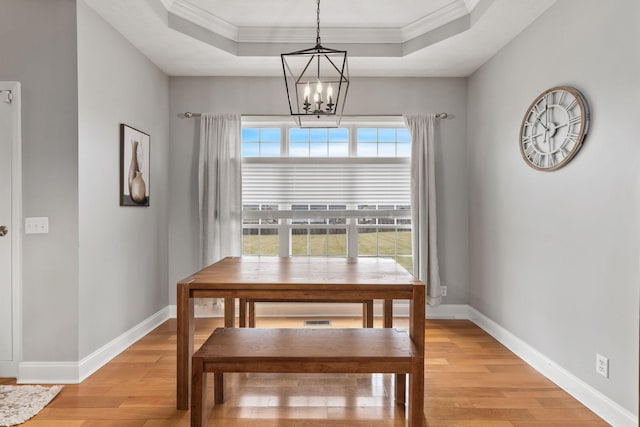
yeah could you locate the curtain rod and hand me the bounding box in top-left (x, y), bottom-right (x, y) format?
top-left (182, 112), bottom-right (449, 119)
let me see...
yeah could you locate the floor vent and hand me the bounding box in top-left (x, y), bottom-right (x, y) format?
top-left (304, 320), bottom-right (331, 326)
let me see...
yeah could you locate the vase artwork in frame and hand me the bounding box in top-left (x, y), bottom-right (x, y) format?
top-left (120, 123), bottom-right (150, 207)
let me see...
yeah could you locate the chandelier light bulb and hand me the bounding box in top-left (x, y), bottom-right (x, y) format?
top-left (304, 83), bottom-right (311, 102)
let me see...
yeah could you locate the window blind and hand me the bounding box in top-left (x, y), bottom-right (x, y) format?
top-left (242, 158), bottom-right (411, 206)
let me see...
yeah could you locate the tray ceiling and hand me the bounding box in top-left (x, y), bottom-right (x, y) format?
top-left (84, 0), bottom-right (557, 77)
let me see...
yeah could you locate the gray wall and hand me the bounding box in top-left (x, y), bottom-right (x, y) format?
top-left (77, 1), bottom-right (170, 358)
top-left (0, 0), bottom-right (80, 361)
top-left (467, 0), bottom-right (639, 413)
top-left (168, 77), bottom-right (469, 305)
top-left (0, 0), bottom-right (170, 364)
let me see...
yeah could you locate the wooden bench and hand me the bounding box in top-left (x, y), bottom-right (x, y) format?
top-left (191, 327), bottom-right (424, 427)
top-left (238, 298), bottom-right (376, 328)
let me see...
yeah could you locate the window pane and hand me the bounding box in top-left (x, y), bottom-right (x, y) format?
top-left (358, 204), bottom-right (376, 225)
top-left (327, 230), bottom-right (347, 256)
top-left (261, 204), bottom-right (278, 225)
top-left (242, 128), bottom-right (282, 158)
top-left (358, 228), bottom-right (377, 256)
top-left (378, 142), bottom-right (395, 157)
top-left (397, 142), bottom-right (411, 157)
top-left (310, 128), bottom-right (328, 142)
top-left (261, 142), bottom-right (280, 157)
top-left (243, 204), bottom-right (259, 224)
top-left (242, 142), bottom-right (259, 157)
top-left (357, 128), bottom-right (377, 142)
top-left (310, 142), bottom-right (327, 157)
top-left (291, 229), bottom-right (308, 255)
top-left (358, 142), bottom-right (377, 157)
top-left (353, 127), bottom-right (412, 158)
top-left (290, 142), bottom-right (309, 157)
top-left (242, 228), bottom-right (259, 255)
top-left (310, 229), bottom-right (328, 256)
top-left (290, 128), bottom-right (309, 143)
top-left (397, 128), bottom-right (411, 143)
top-left (378, 128), bottom-right (396, 143)
top-left (378, 205), bottom-right (393, 224)
top-left (259, 229), bottom-right (279, 255)
top-left (242, 128), bottom-right (259, 142)
top-left (329, 205), bottom-right (346, 225)
top-left (329, 128), bottom-right (348, 142)
top-left (261, 128), bottom-right (281, 143)
top-left (310, 205), bottom-right (327, 224)
top-left (328, 142), bottom-right (348, 157)
top-left (378, 229), bottom-right (396, 256)
top-left (397, 229), bottom-right (412, 255)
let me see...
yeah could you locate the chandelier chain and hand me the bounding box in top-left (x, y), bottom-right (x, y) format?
top-left (316, 0), bottom-right (321, 46)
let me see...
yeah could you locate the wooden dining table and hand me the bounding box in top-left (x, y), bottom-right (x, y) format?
top-left (176, 256), bottom-right (426, 422)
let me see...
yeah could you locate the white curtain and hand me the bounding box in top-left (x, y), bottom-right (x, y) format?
top-left (198, 114), bottom-right (242, 269)
top-left (404, 114), bottom-right (442, 306)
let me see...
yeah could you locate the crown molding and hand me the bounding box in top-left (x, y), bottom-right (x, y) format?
top-left (238, 27), bottom-right (403, 44)
top-left (464, 0), bottom-right (482, 11)
top-left (158, 0), bottom-right (176, 10)
top-left (401, 0), bottom-right (471, 40)
top-left (168, 0), bottom-right (482, 44)
top-left (170, 0), bottom-right (238, 40)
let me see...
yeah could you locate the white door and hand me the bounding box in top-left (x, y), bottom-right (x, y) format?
top-left (0, 82), bottom-right (21, 376)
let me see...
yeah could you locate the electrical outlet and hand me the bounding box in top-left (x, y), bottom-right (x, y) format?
top-left (441, 286), bottom-right (447, 297)
top-left (596, 354), bottom-right (609, 378)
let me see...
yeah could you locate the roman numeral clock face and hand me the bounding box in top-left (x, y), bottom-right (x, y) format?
top-left (520, 86), bottom-right (590, 171)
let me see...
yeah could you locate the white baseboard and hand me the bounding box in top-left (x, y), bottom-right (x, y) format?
top-left (17, 306), bottom-right (171, 384)
top-left (0, 361), bottom-right (18, 378)
top-left (425, 303), bottom-right (470, 319)
top-left (16, 361), bottom-right (79, 384)
top-left (467, 306), bottom-right (637, 427)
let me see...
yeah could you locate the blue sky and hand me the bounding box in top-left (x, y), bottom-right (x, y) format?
top-left (242, 127), bottom-right (410, 157)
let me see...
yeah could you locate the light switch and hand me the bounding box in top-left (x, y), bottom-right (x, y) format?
top-left (25, 217), bottom-right (49, 234)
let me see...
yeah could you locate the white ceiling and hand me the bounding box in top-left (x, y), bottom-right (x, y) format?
top-left (84, 0), bottom-right (557, 77)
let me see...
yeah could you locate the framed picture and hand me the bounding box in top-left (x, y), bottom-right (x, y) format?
top-left (120, 124), bottom-right (150, 206)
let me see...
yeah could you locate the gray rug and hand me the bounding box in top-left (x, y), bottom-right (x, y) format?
top-left (0, 385), bottom-right (62, 427)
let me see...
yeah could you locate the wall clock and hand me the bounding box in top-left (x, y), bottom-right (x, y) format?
top-left (519, 86), bottom-right (590, 171)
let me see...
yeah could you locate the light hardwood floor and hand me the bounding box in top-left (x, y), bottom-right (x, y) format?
top-left (2, 317), bottom-right (608, 426)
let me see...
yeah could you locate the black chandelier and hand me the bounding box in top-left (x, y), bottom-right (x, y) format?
top-left (281, 0), bottom-right (349, 128)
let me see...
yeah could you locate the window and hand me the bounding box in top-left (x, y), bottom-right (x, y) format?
top-left (357, 127), bottom-right (411, 157)
top-left (241, 120), bottom-right (412, 272)
top-left (290, 128), bottom-right (349, 157)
